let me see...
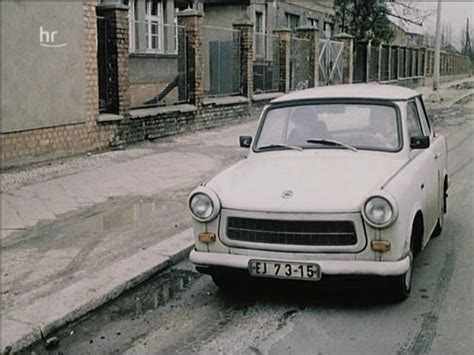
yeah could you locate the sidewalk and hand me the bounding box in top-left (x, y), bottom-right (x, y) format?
top-left (1, 118), bottom-right (258, 352)
top-left (1, 78), bottom-right (472, 352)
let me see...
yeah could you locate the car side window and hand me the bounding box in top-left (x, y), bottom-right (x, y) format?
top-left (406, 101), bottom-right (423, 138)
top-left (415, 97), bottom-right (431, 136)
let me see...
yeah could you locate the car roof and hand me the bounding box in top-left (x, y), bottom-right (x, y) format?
top-left (271, 84), bottom-right (420, 103)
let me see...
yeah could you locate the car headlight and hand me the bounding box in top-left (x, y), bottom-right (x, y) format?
top-left (188, 188), bottom-right (221, 222)
top-left (362, 195), bottom-right (397, 228)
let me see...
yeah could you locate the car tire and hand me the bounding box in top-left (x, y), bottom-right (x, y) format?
top-left (433, 185), bottom-right (447, 237)
top-left (389, 223), bottom-right (416, 303)
top-left (388, 252), bottom-right (413, 302)
top-left (432, 212), bottom-right (444, 237)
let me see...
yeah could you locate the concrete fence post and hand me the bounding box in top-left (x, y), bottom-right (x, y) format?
top-left (366, 40), bottom-right (371, 82)
top-left (177, 9), bottom-right (204, 108)
top-left (96, 3), bottom-right (130, 117)
top-left (233, 18), bottom-right (255, 99)
top-left (296, 25), bottom-right (320, 88)
top-left (274, 27), bottom-right (291, 93)
top-left (332, 33), bottom-right (354, 84)
top-left (377, 43), bottom-right (383, 82)
top-left (387, 44), bottom-right (392, 81)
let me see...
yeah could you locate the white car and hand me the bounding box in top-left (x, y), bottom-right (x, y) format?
top-left (188, 84), bottom-right (448, 301)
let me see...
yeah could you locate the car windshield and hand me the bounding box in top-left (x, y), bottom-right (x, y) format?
top-left (255, 103), bottom-right (401, 152)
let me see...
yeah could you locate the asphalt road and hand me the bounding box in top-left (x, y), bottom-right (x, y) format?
top-left (27, 104), bottom-right (473, 355)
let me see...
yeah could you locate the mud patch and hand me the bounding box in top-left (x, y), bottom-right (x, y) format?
top-left (24, 268), bottom-right (201, 354)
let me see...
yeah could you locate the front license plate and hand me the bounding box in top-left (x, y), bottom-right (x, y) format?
top-left (248, 260), bottom-right (321, 281)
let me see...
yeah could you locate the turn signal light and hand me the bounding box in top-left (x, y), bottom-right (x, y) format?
top-left (198, 233), bottom-right (216, 243)
top-left (371, 240), bottom-right (391, 252)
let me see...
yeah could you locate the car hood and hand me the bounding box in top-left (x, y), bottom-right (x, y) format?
top-left (206, 151), bottom-right (406, 213)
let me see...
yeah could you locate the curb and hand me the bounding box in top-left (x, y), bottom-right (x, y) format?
top-left (451, 92), bottom-right (474, 107)
top-left (1, 229), bottom-right (194, 353)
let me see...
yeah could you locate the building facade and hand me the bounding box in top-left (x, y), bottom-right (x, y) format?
top-left (1, 0), bottom-right (117, 167)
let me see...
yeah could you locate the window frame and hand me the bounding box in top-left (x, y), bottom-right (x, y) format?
top-left (285, 13), bottom-right (300, 31)
top-left (323, 22), bottom-right (333, 38)
top-left (308, 17), bottom-right (319, 29)
top-left (145, 0), bottom-right (164, 53)
top-left (255, 11), bottom-right (266, 58)
top-left (415, 96), bottom-right (432, 136)
top-left (128, 0), bottom-right (136, 53)
top-left (252, 99), bottom-right (404, 154)
top-left (406, 100), bottom-right (424, 138)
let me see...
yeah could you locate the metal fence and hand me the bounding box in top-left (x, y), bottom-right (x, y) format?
top-left (253, 33), bottom-right (280, 94)
top-left (380, 45), bottom-right (390, 81)
top-left (398, 47), bottom-right (406, 78)
top-left (353, 42), bottom-right (367, 83)
top-left (319, 39), bottom-right (344, 86)
top-left (290, 37), bottom-right (311, 91)
top-left (97, 16), bottom-right (113, 113)
top-left (128, 21), bottom-right (187, 109)
top-left (202, 25), bottom-right (241, 97)
top-left (369, 45), bottom-right (380, 82)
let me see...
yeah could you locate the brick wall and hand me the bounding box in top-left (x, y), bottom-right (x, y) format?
top-left (97, 5), bottom-right (130, 116)
top-left (1, 0), bottom-right (117, 168)
top-left (126, 102), bottom-right (250, 144)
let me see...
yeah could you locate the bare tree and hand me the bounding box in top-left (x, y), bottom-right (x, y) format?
top-left (387, 0), bottom-right (434, 26)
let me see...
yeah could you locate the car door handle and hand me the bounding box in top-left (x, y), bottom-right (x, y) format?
top-left (434, 153), bottom-right (441, 160)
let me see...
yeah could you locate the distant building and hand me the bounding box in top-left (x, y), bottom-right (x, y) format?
top-left (386, 2), bottom-right (425, 47)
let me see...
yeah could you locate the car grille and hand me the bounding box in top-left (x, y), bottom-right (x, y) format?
top-left (226, 217), bottom-right (357, 246)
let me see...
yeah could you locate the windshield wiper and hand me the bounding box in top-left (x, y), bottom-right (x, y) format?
top-left (306, 139), bottom-right (358, 152)
top-left (258, 144), bottom-right (303, 152)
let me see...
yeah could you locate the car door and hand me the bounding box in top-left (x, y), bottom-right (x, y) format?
top-left (416, 97), bottom-right (446, 216)
top-left (407, 99), bottom-right (439, 236)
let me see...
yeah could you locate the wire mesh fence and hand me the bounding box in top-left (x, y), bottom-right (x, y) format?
top-left (406, 48), bottom-right (413, 77)
top-left (369, 45), bottom-right (380, 82)
top-left (97, 16), bottom-right (113, 113)
top-left (202, 25), bottom-right (241, 97)
top-left (353, 42), bottom-right (368, 83)
top-left (391, 47), bottom-right (398, 80)
top-left (426, 50), bottom-right (434, 76)
top-left (253, 33), bottom-right (280, 94)
top-left (417, 49), bottom-right (425, 77)
top-left (399, 47), bottom-right (406, 78)
top-left (128, 21), bottom-right (187, 109)
top-left (290, 36), bottom-right (311, 91)
top-left (380, 45), bottom-right (390, 81)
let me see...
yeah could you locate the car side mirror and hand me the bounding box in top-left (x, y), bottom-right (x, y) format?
top-left (410, 136), bottom-right (430, 149)
top-left (240, 136), bottom-right (252, 148)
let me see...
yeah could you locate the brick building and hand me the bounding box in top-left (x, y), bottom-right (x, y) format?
top-left (1, 0), bottom-right (118, 168)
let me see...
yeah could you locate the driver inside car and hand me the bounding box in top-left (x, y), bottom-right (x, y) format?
top-left (287, 107), bottom-right (331, 146)
top-left (369, 106), bottom-right (399, 149)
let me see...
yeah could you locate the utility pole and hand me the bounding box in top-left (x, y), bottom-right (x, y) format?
top-left (432, 0), bottom-right (442, 94)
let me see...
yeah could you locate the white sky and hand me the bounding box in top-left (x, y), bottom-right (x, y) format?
top-left (416, 1), bottom-right (473, 47)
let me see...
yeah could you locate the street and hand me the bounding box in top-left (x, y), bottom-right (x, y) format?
top-left (25, 99), bottom-right (473, 355)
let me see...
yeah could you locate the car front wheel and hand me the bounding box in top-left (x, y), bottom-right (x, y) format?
top-left (388, 251), bottom-right (413, 302)
top-left (433, 184), bottom-right (447, 237)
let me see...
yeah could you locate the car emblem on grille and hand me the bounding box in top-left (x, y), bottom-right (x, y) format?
top-left (281, 190), bottom-right (294, 199)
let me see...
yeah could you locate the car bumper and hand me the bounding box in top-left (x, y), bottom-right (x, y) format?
top-left (190, 250), bottom-right (410, 276)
